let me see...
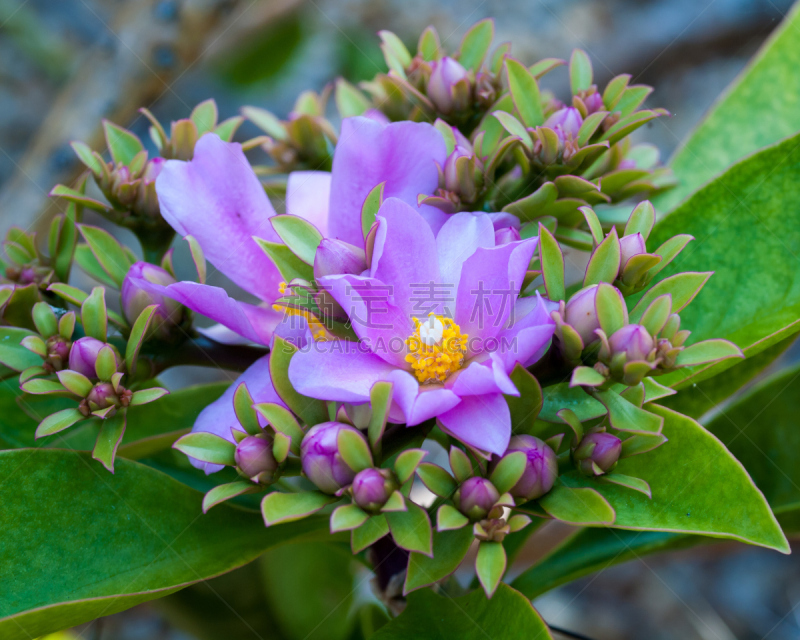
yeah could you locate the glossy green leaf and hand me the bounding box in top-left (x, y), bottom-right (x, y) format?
top-left (489, 451), bottom-right (526, 494)
top-left (538, 482), bottom-right (616, 525)
top-left (190, 99), bottom-right (218, 134)
top-left (372, 583), bottom-right (553, 639)
top-left (254, 238), bottom-right (314, 283)
top-left (506, 58), bottom-right (544, 128)
top-left (361, 182), bottom-right (385, 238)
top-left (254, 402), bottom-right (304, 453)
top-left (583, 228), bottom-right (620, 287)
top-left (538, 223), bottom-right (564, 301)
top-left (271, 214), bottom-right (323, 266)
top-left (262, 491), bottom-right (337, 526)
top-left (436, 504), bottom-right (469, 531)
top-left (458, 19), bottom-right (493, 71)
top-left (386, 500), bottom-right (432, 556)
top-left (34, 408), bottom-right (84, 438)
top-left (475, 541), bottom-right (507, 598)
top-left (81, 287), bottom-right (107, 341)
top-left (0, 327), bottom-right (40, 372)
top-left (330, 504), bottom-right (369, 532)
top-left (0, 449), bottom-right (330, 639)
top-left (242, 106), bottom-right (286, 140)
top-left (395, 448), bottom-right (426, 484)
top-left (368, 380), bottom-right (393, 454)
top-left (417, 462), bottom-right (457, 498)
top-left (540, 383), bottom-right (605, 423)
top-left (657, 3), bottom-right (800, 212)
top-left (405, 526), bottom-right (474, 593)
top-left (202, 481), bottom-right (255, 513)
top-left (78, 224), bottom-right (132, 287)
top-left (338, 428), bottom-right (373, 473)
top-left (595, 281), bottom-right (628, 336)
top-left (335, 78), bottom-right (370, 118)
top-left (92, 411), bottom-right (127, 472)
top-left (351, 513), bottom-right (389, 553)
top-left (675, 339), bottom-right (743, 366)
top-left (449, 446), bottom-right (474, 484)
top-left (173, 432), bottom-right (236, 466)
top-left (592, 388), bottom-right (663, 434)
top-left (569, 49), bottom-right (593, 94)
top-left (125, 305), bottom-right (157, 375)
top-left (629, 271), bottom-right (710, 323)
top-left (103, 120), bottom-right (143, 166)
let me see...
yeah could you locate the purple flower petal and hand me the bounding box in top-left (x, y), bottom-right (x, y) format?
top-left (288, 340), bottom-right (399, 403)
top-left (286, 171), bottom-right (331, 238)
top-left (446, 356), bottom-right (517, 397)
top-left (328, 117), bottom-right (446, 246)
top-left (486, 212), bottom-right (521, 230)
top-left (156, 133), bottom-right (282, 302)
top-left (387, 369), bottom-right (461, 425)
top-left (436, 212), bottom-right (495, 291)
top-left (496, 293), bottom-right (557, 370)
top-left (438, 393), bottom-right (511, 456)
top-left (190, 355), bottom-right (287, 473)
top-left (162, 281), bottom-right (280, 345)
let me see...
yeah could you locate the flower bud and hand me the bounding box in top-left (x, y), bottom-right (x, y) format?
top-left (44, 336), bottom-right (71, 372)
top-left (235, 435), bottom-right (278, 483)
top-left (544, 107), bottom-right (583, 139)
top-left (313, 239), bottom-right (366, 279)
top-left (455, 477), bottom-right (500, 520)
top-left (574, 432), bottom-right (622, 475)
top-left (427, 57), bottom-right (468, 114)
top-left (87, 382), bottom-right (119, 409)
top-left (608, 324), bottom-right (655, 362)
top-left (68, 337), bottom-right (121, 379)
top-left (564, 285), bottom-right (600, 347)
top-left (300, 422), bottom-right (364, 494)
top-left (443, 146), bottom-right (472, 193)
top-left (352, 467), bottom-right (397, 513)
top-left (619, 233), bottom-right (646, 270)
top-left (499, 435), bottom-right (558, 501)
top-left (582, 91), bottom-right (604, 114)
top-left (121, 262), bottom-right (184, 337)
top-left (494, 226), bottom-right (521, 246)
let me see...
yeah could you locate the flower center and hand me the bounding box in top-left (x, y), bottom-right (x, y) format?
top-left (405, 314), bottom-right (467, 384)
top-left (272, 282), bottom-right (329, 342)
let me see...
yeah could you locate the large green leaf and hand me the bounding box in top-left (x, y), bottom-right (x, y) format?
top-left (372, 584), bottom-right (553, 639)
top-left (657, 2), bottom-right (800, 212)
top-left (0, 449), bottom-right (330, 638)
top-left (647, 132), bottom-right (800, 391)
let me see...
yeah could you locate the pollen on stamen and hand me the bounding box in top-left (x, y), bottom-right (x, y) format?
top-left (405, 313), bottom-right (467, 384)
top-left (271, 281), bottom-right (330, 341)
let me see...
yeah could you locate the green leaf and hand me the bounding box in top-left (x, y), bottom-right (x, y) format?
top-left (190, 99), bottom-right (218, 135)
top-left (49, 185), bottom-right (109, 213)
top-left (202, 481), bottom-right (256, 513)
top-left (475, 541), bottom-right (507, 598)
top-left (335, 78), bottom-right (370, 118)
top-left (492, 111), bottom-right (533, 149)
top-left (595, 281), bottom-right (627, 336)
top-left (599, 473), bottom-right (652, 498)
top-left (382, 490), bottom-right (406, 512)
top-left (262, 491), bottom-right (337, 526)
top-left (417, 462), bottom-right (457, 498)
top-left (569, 49), bottom-right (593, 94)
top-left (489, 451), bottom-right (526, 494)
top-left (232, 382), bottom-right (259, 435)
top-left (437, 504), bottom-right (469, 531)
top-left (394, 448), bottom-right (426, 484)
top-left (458, 19), bottom-right (494, 71)
top-left (103, 120), bottom-right (144, 166)
top-left (269, 337), bottom-right (328, 427)
top-left (570, 366), bottom-right (605, 388)
top-left (592, 388), bottom-right (663, 434)
top-left (330, 504), bottom-right (369, 532)
top-left (505, 58), bottom-right (543, 128)
top-left (449, 446), bottom-right (474, 484)
top-left (254, 402), bottom-right (304, 453)
top-left (351, 514), bottom-right (390, 553)
top-left (372, 583), bottom-right (553, 639)
top-left (405, 526), bottom-right (474, 593)
top-left (624, 200), bottom-right (655, 240)
top-left (337, 428), bottom-right (373, 473)
top-left (242, 106), bottom-right (287, 140)
top-left (48, 283), bottom-right (88, 307)
top-left (78, 224), bottom-right (132, 287)
top-left (538, 223), bottom-right (564, 301)
top-left (81, 286), bottom-right (107, 341)
top-left (173, 432), bottom-right (236, 466)
top-left (656, 3), bottom-right (800, 212)
top-left (34, 408), bottom-right (85, 438)
top-left (386, 500), bottom-right (432, 555)
top-left (56, 370), bottom-right (92, 397)
top-left (583, 228), bottom-right (620, 287)
top-left (0, 449), bottom-right (330, 639)
top-left (361, 181), bottom-right (385, 238)
top-left (94, 345), bottom-right (117, 381)
top-left (125, 304), bottom-right (157, 375)
top-left (540, 383), bottom-right (605, 423)
top-left (214, 116), bottom-right (243, 142)
top-left (675, 339), bottom-right (743, 366)
top-left (0, 327), bottom-right (40, 372)
top-left (538, 482), bottom-right (616, 525)
top-left (92, 411), bottom-right (127, 472)
top-left (629, 271), bottom-right (710, 323)
top-left (129, 387), bottom-right (168, 406)
top-left (368, 380), bottom-right (393, 454)
top-left (270, 214), bottom-right (323, 265)
top-left (254, 238), bottom-right (314, 283)
top-left (505, 364), bottom-right (543, 436)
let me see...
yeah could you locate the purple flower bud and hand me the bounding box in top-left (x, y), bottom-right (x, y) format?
top-left (583, 92), bottom-right (604, 114)
top-left (121, 262), bottom-right (183, 335)
top-left (68, 337), bottom-right (121, 379)
top-left (352, 467), bottom-right (397, 513)
top-left (619, 233), bottom-right (646, 270)
top-left (428, 57), bottom-right (468, 114)
top-left (142, 157), bottom-right (164, 184)
top-left (235, 435), bottom-right (278, 482)
top-left (564, 285), bottom-right (600, 346)
top-left (87, 382), bottom-right (119, 409)
top-left (544, 107), bottom-right (583, 139)
top-left (442, 146), bottom-right (472, 193)
top-left (455, 477), bottom-right (500, 520)
top-left (500, 435), bottom-right (558, 501)
top-left (313, 238), bottom-right (366, 279)
top-left (608, 324), bottom-right (655, 362)
top-left (45, 336), bottom-right (71, 372)
top-left (300, 422), bottom-right (365, 494)
top-left (574, 432), bottom-right (622, 475)
top-left (494, 226), bottom-right (521, 246)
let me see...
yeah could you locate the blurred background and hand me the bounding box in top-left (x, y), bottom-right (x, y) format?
top-left (2, 0), bottom-right (797, 638)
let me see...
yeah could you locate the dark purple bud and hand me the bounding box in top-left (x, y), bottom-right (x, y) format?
top-left (45, 336), bottom-right (71, 372)
top-left (235, 435), bottom-right (278, 482)
top-left (583, 92), bottom-right (604, 114)
top-left (501, 435), bottom-right (558, 501)
top-left (619, 233), bottom-right (646, 270)
top-left (68, 337), bottom-right (121, 379)
top-left (494, 226), bottom-right (521, 246)
top-left (352, 467), bottom-right (398, 513)
top-left (313, 238), bottom-right (367, 279)
top-left (121, 262), bottom-right (183, 335)
top-left (428, 57), bottom-right (468, 114)
top-left (455, 477), bottom-right (500, 520)
top-left (574, 432), bottom-right (622, 475)
top-left (87, 382), bottom-right (119, 409)
top-left (544, 107), bottom-right (583, 139)
top-left (300, 422), bottom-right (364, 494)
top-left (608, 324), bottom-right (655, 362)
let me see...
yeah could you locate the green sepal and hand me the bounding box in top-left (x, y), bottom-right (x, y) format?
top-left (49, 185), bottom-right (109, 213)
top-left (417, 25), bottom-right (441, 61)
top-left (449, 446), bottom-right (474, 484)
top-left (32, 302), bottom-right (58, 338)
top-left (78, 225), bottom-right (132, 287)
top-left (21, 335), bottom-right (47, 358)
top-left (505, 58), bottom-right (544, 128)
top-left (599, 473), bottom-right (652, 498)
top-left (557, 408), bottom-right (584, 443)
top-left (381, 490), bottom-right (407, 513)
top-left (272, 431), bottom-right (291, 464)
top-left (129, 388), bottom-right (169, 406)
top-left (74, 245), bottom-right (116, 288)
top-left (570, 366), bottom-right (605, 388)
top-left (625, 201), bottom-right (655, 240)
top-left (92, 410), bottom-right (127, 473)
top-left (103, 120), bottom-right (144, 166)
top-left (262, 491), bottom-right (338, 526)
top-left (232, 383), bottom-right (260, 435)
top-left (640, 377), bottom-right (676, 403)
top-left (71, 141), bottom-right (103, 174)
top-left (584, 228), bottom-right (621, 287)
top-left (675, 339), bottom-right (743, 367)
top-left (202, 481), bottom-right (256, 513)
top-left (361, 182), bottom-right (385, 239)
top-left (352, 514), bottom-right (390, 553)
top-left (368, 380), bottom-right (393, 455)
top-left (458, 18), bottom-right (493, 71)
top-left (48, 283), bottom-right (87, 307)
top-left (269, 337), bottom-right (328, 427)
top-left (639, 294), bottom-right (672, 336)
top-left (579, 206), bottom-right (604, 245)
top-left (394, 448), bottom-right (426, 484)
top-left (417, 462), bottom-right (457, 498)
top-left (173, 432), bottom-right (236, 466)
top-left (591, 388), bottom-right (664, 434)
top-left (338, 428), bottom-right (373, 473)
top-left (648, 234), bottom-right (694, 278)
top-left (595, 281), bottom-right (628, 336)
top-left (629, 271), bottom-right (712, 322)
top-left (58, 312), bottom-right (76, 341)
top-left (22, 379), bottom-right (67, 395)
top-left (81, 287), bottom-right (108, 342)
top-left (386, 500), bottom-right (433, 556)
top-left (538, 481), bottom-right (616, 525)
top-left (255, 238), bottom-right (314, 283)
top-left (254, 402), bottom-right (304, 454)
top-left (569, 49), bottom-right (593, 94)
top-left (493, 111), bottom-right (533, 150)
top-left (34, 408), bottom-right (85, 438)
top-left (56, 370), bottom-right (93, 397)
top-left (436, 504), bottom-right (469, 531)
top-left (505, 364), bottom-right (543, 436)
top-left (488, 451), bottom-right (526, 494)
top-left (94, 346), bottom-right (117, 381)
top-left (271, 215), bottom-right (323, 266)
top-left (330, 504), bottom-right (370, 532)
top-left (539, 223), bottom-right (565, 301)
top-left (404, 526), bottom-right (474, 594)
top-left (508, 514), bottom-right (532, 533)
top-left (125, 305), bottom-right (157, 376)
top-left (475, 541), bottom-right (507, 598)
top-left (620, 432), bottom-right (668, 457)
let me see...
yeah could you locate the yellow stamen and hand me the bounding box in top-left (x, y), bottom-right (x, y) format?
top-left (404, 314), bottom-right (467, 384)
top-left (272, 282), bottom-right (330, 341)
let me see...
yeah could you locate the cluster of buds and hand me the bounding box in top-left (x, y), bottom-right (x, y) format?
top-left (243, 90), bottom-right (337, 174)
top-left (19, 302), bottom-right (74, 373)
